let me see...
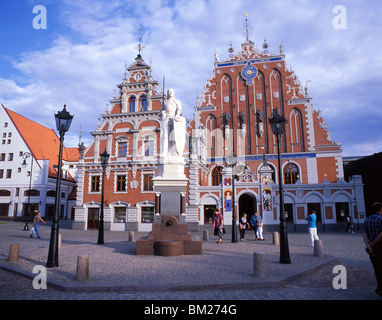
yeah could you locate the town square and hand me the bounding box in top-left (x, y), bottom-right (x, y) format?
top-left (0, 0), bottom-right (381, 308)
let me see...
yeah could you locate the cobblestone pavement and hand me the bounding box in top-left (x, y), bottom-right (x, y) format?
top-left (0, 221), bottom-right (380, 301)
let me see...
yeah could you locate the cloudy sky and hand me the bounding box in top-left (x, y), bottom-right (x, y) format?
top-left (0, 0), bottom-right (381, 157)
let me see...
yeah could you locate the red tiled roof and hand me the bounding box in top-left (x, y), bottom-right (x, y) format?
top-left (4, 106), bottom-right (76, 181)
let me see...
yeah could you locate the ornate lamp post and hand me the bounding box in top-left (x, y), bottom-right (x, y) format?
top-left (97, 149), bottom-right (110, 245)
top-left (225, 153), bottom-right (238, 243)
top-left (269, 108), bottom-right (291, 264)
top-left (47, 105), bottom-right (73, 268)
top-left (21, 152), bottom-right (33, 231)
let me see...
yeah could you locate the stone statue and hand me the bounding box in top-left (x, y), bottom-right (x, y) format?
top-left (160, 88), bottom-right (186, 158)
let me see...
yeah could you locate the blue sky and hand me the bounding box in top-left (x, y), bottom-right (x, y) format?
top-left (0, 0), bottom-right (381, 157)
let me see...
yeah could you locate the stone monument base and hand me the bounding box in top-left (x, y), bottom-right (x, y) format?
top-left (136, 215), bottom-right (202, 256)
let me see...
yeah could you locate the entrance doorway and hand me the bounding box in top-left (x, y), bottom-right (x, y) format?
top-left (284, 203), bottom-right (294, 224)
top-left (204, 205), bottom-right (216, 224)
top-left (88, 208), bottom-right (99, 229)
top-left (238, 193), bottom-right (256, 227)
top-left (335, 202), bottom-right (349, 223)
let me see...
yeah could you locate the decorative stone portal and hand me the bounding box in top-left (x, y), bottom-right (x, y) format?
top-left (136, 215), bottom-right (202, 256)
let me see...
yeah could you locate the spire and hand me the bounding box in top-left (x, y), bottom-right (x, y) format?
top-left (241, 12), bottom-right (254, 51)
top-left (135, 24), bottom-right (144, 60)
top-left (242, 12), bottom-right (251, 41)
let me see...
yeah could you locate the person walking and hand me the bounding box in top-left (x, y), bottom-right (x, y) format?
top-left (213, 208), bottom-right (224, 244)
top-left (31, 211), bottom-right (46, 238)
top-left (239, 213), bottom-right (249, 241)
top-left (346, 214), bottom-right (355, 233)
top-left (305, 210), bottom-right (319, 247)
top-left (250, 212), bottom-right (261, 241)
top-left (363, 202), bottom-right (382, 298)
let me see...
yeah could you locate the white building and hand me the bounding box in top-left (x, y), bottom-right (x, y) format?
top-left (0, 104), bottom-right (78, 220)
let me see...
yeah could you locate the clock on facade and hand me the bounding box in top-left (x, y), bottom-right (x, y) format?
top-left (241, 62), bottom-right (258, 85)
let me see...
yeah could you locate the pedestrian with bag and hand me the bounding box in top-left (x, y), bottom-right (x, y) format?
top-left (30, 211), bottom-right (46, 239)
top-left (213, 208), bottom-right (224, 244)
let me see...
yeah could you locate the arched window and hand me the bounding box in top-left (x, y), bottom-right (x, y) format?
top-left (212, 166), bottom-right (222, 186)
top-left (290, 108), bottom-right (305, 152)
top-left (0, 190), bottom-right (11, 196)
top-left (24, 189), bottom-right (40, 197)
top-left (129, 96), bottom-right (136, 112)
top-left (284, 163), bottom-right (299, 184)
top-left (139, 96), bottom-right (147, 112)
top-left (47, 190), bottom-right (56, 197)
top-left (206, 115), bottom-right (216, 157)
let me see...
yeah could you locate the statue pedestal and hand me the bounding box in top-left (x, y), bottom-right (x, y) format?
top-left (154, 157), bottom-right (188, 223)
top-left (136, 156), bottom-right (202, 256)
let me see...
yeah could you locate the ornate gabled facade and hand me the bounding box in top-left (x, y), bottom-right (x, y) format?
top-left (187, 36), bottom-right (365, 231)
top-left (74, 31), bottom-right (365, 232)
top-left (74, 53), bottom-right (165, 231)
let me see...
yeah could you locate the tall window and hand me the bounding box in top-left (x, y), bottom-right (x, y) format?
top-left (212, 166), bottom-right (222, 186)
top-left (144, 137), bottom-right (154, 157)
top-left (143, 174), bottom-right (153, 191)
top-left (284, 163), bottom-right (299, 184)
top-left (139, 96), bottom-right (147, 112)
top-left (129, 96), bottom-right (136, 112)
top-left (91, 176), bottom-right (100, 192)
top-left (116, 175), bottom-right (126, 192)
top-left (118, 141), bottom-right (127, 157)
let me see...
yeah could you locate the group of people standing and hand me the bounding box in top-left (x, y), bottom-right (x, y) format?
top-left (239, 212), bottom-right (265, 241)
top-left (212, 209), bottom-right (265, 244)
top-left (212, 208), bottom-right (320, 245)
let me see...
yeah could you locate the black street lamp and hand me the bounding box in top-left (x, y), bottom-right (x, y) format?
top-left (22, 152), bottom-right (33, 231)
top-left (47, 105), bottom-right (73, 268)
top-left (225, 153), bottom-right (238, 243)
top-left (269, 108), bottom-right (291, 264)
top-left (97, 149), bottom-right (110, 245)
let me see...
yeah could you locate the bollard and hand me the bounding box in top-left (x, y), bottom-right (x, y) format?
top-left (272, 231), bottom-right (279, 245)
top-left (76, 256), bottom-right (89, 281)
top-left (129, 231), bottom-right (134, 242)
top-left (58, 233), bottom-right (61, 249)
top-left (314, 240), bottom-right (324, 258)
top-left (253, 251), bottom-right (265, 278)
top-left (8, 244), bottom-right (19, 262)
top-left (203, 230), bottom-right (209, 241)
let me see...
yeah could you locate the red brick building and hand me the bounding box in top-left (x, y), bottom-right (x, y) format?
top-left (74, 37), bottom-right (365, 232)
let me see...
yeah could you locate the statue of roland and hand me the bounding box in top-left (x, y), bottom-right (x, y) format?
top-left (160, 88), bottom-right (186, 158)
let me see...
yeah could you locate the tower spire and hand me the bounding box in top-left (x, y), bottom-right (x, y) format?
top-left (135, 24), bottom-right (144, 59)
top-left (242, 12), bottom-right (253, 42)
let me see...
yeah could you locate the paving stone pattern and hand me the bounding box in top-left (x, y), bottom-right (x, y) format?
top-left (0, 221), bottom-right (379, 300)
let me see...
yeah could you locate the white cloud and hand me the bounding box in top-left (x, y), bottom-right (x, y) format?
top-left (0, 0), bottom-right (381, 157)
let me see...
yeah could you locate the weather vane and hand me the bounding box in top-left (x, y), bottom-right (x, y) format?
top-left (136, 24), bottom-right (144, 57)
top-left (242, 12), bottom-right (253, 41)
